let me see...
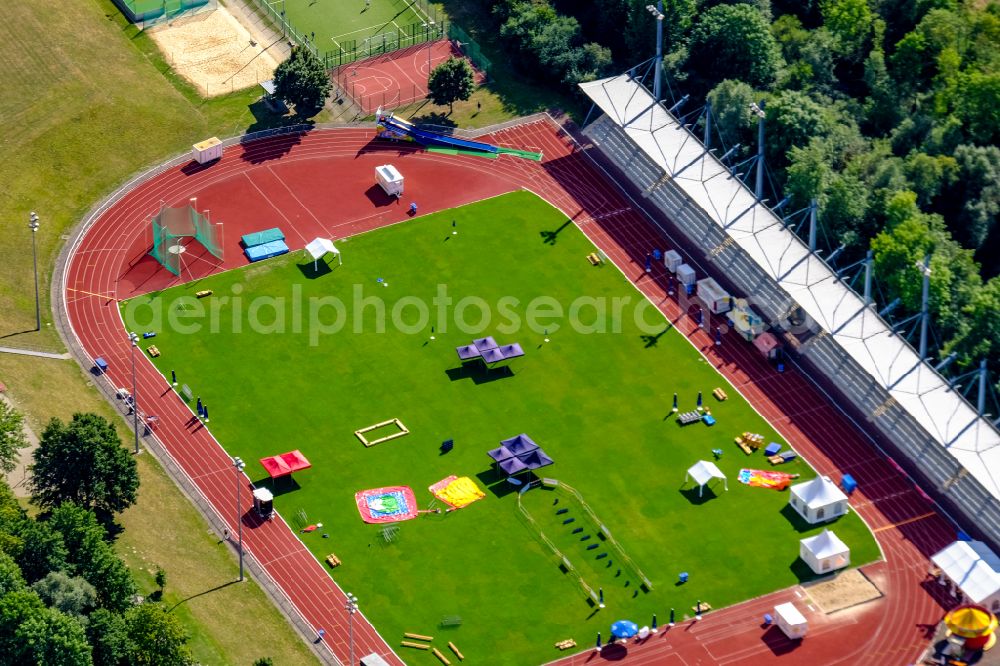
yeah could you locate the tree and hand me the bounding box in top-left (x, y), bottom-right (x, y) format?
top-left (561, 42), bottom-right (612, 86)
top-left (30, 413), bottom-right (138, 515)
top-left (87, 608), bottom-right (128, 666)
top-left (153, 567), bottom-right (166, 600)
top-left (124, 603), bottom-right (193, 666)
top-left (0, 551), bottom-right (25, 597)
top-left (427, 57), bottom-right (476, 113)
top-left (763, 89), bottom-right (832, 172)
top-left (272, 46), bottom-right (331, 115)
top-left (687, 4), bottom-right (782, 92)
top-left (32, 571), bottom-right (97, 617)
top-left (16, 606), bottom-right (93, 666)
top-left (15, 519), bottom-right (68, 584)
top-left (821, 0), bottom-right (873, 60)
top-left (0, 401), bottom-right (27, 474)
top-left (80, 546), bottom-right (137, 614)
top-left (252, 659), bottom-right (275, 666)
top-left (706, 79), bottom-right (757, 148)
top-left (0, 590), bottom-right (91, 666)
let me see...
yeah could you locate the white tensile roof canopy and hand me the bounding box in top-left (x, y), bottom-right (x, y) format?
top-left (931, 540), bottom-right (1000, 604)
top-left (685, 460), bottom-right (727, 496)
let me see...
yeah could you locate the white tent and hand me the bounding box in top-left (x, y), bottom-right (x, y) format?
top-left (685, 460), bottom-right (727, 497)
top-left (789, 476), bottom-right (848, 524)
top-left (799, 529), bottom-right (850, 575)
top-left (774, 602), bottom-right (807, 639)
top-left (304, 237), bottom-right (341, 270)
top-left (931, 540), bottom-right (1000, 612)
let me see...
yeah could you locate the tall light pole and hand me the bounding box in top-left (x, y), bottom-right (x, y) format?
top-left (345, 592), bottom-right (359, 666)
top-left (232, 456), bottom-right (246, 581)
top-left (646, 3), bottom-right (664, 102)
top-left (129, 332), bottom-right (140, 455)
top-left (29, 212), bottom-right (40, 331)
top-left (426, 21), bottom-right (435, 82)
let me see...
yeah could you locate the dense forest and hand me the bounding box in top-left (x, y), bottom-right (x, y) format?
top-left (487, 0), bottom-right (1000, 390)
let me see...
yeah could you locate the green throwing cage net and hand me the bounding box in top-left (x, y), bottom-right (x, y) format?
top-left (149, 203), bottom-right (224, 276)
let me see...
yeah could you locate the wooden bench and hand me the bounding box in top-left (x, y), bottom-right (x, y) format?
top-left (404, 633), bottom-right (433, 641)
top-left (146, 346), bottom-right (160, 358)
top-left (587, 252), bottom-right (602, 266)
top-left (692, 602), bottom-right (712, 614)
top-left (432, 647), bottom-right (451, 664)
top-left (448, 642), bottom-right (464, 661)
top-left (195, 290), bottom-right (213, 298)
top-left (325, 554), bottom-right (341, 568)
top-left (713, 387), bottom-right (728, 401)
top-left (401, 641), bottom-right (430, 650)
top-left (735, 437), bottom-right (754, 455)
top-left (555, 639), bottom-right (577, 650)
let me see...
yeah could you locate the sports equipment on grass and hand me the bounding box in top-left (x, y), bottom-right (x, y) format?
top-left (355, 418), bottom-right (409, 447)
top-left (355, 486), bottom-right (419, 523)
top-left (150, 202), bottom-right (224, 276)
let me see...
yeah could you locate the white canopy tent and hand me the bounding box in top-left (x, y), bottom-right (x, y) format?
top-left (789, 476), bottom-right (848, 524)
top-left (799, 529), bottom-right (850, 575)
top-left (304, 237), bottom-right (341, 270)
top-left (931, 540), bottom-right (1000, 612)
top-left (685, 460), bottom-right (727, 497)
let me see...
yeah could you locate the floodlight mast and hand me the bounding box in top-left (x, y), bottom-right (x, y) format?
top-left (646, 3), bottom-right (665, 101)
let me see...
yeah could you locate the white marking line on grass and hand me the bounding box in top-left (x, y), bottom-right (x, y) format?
top-left (405, 0), bottom-right (431, 26)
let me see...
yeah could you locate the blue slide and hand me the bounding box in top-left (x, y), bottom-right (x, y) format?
top-left (377, 112), bottom-right (500, 154)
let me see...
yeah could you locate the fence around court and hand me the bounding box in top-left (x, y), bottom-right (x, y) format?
top-left (113, 0), bottom-right (216, 28)
top-left (322, 20), bottom-right (447, 69)
top-left (448, 22), bottom-right (491, 80)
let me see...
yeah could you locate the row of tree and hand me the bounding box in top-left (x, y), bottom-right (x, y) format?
top-left (476, 0), bottom-right (999, 384)
top-left (0, 407), bottom-right (193, 665)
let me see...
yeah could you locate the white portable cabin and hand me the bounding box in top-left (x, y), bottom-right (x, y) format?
top-left (192, 137), bottom-right (223, 164)
top-left (376, 164), bottom-right (404, 197)
top-left (663, 249), bottom-right (683, 272)
top-left (774, 602), bottom-right (807, 639)
top-left (696, 277), bottom-right (732, 314)
top-left (676, 263), bottom-right (697, 286)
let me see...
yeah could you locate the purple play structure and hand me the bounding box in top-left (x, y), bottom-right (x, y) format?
top-left (487, 433), bottom-right (554, 479)
top-left (455, 336), bottom-right (525, 367)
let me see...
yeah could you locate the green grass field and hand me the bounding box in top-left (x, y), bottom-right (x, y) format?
top-left (276, 0), bottom-right (432, 54)
top-left (124, 191), bottom-right (880, 664)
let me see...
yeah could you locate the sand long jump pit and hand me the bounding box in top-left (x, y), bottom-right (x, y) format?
top-left (147, 3), bottom-right (285, 98)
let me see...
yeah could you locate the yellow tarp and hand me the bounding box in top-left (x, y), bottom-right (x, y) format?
top-left (430, 476), bottom-right (485, 509)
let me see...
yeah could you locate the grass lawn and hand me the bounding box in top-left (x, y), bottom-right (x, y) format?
top-left (125, 191), bottom-right (880, 665)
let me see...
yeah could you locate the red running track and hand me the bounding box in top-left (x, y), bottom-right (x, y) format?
top-left (63, 121), bottom-right (958, 665)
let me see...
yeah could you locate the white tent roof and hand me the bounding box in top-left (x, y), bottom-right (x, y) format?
top-left (790, 476), bottom-right (848, 509)
top-left (305, 237), bottom-right (338, 260)
top-left (931, 540), bottom-right (1000, 604)
top-left (686, 460), bottom-right (726, 487)
top-left (578, 74), bottom-right (1000, 499)
top-left (800, 529), bottom-right (849, 559)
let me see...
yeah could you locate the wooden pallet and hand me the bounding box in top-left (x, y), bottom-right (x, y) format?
top-left (555, 639), bottom-right (577, 650)
top-left (325, 554), bottom-right (341, 568)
